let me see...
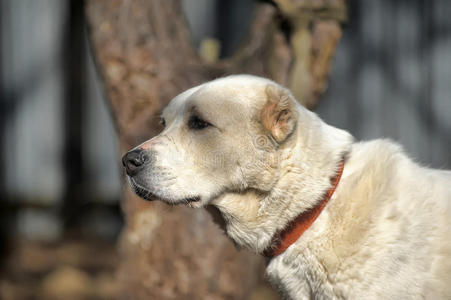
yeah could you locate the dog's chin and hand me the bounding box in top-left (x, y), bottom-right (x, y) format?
top-left (128, 177), bottom-right (202, 206)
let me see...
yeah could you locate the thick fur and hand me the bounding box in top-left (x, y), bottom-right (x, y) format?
top-left (125, 75), bottom-right (451, 299)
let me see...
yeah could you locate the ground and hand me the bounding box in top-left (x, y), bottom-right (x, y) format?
top-left (0, 236), bottom-right (118, 300)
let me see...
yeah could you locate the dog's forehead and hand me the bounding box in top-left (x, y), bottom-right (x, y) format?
top-left (205, 80), bottom-right (267, 106)
top-left (162, 85), bottom-right (201, 118)
top-left (191, 84), bottom-right (266, 125)
top-left (163, 75), bottom-right (271, 123)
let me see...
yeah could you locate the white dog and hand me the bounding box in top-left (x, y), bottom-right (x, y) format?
top-left (122, 75), bottom-right (451, 299)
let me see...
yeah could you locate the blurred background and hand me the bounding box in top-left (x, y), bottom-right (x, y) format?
top-left (0, 0), bottom-right (450, 299)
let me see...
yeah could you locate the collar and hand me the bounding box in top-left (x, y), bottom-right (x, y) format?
top-left (263, 160), bottom-right (345, 258)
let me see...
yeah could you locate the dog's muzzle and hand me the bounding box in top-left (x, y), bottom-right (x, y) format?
top-left (122, 148), bottom-right (150, 176)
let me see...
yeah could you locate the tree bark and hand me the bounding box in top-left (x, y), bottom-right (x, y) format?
top-left (85, 0), bottom-right (346, 299)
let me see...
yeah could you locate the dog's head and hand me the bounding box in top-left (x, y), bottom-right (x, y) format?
top-left (122, 75), bottom-right (353, 252)
top-left (122, 75), bottom-right (301, 207)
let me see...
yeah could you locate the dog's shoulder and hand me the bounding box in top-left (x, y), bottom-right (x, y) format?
top-left (341, 138), bottom-right (451, 298)
top-left (348, 138), bottom-right (406, 164)
top-left (344, 138), bottom-right (409, 186)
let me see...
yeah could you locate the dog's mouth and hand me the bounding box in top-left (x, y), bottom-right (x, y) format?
top-left (128, 177), bottom-right (201, 205)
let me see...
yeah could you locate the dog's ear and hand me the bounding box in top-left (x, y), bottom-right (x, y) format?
top-left (261, 84), bottom-right (297, 143)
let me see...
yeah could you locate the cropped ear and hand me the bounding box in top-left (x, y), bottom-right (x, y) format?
top-left (261, 84), bottom-right (297, 143)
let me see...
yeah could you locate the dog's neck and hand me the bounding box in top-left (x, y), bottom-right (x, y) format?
top-left (263, 159), bottom-right (345, 257)
top-left (212, 112), bottom-right (353, 254)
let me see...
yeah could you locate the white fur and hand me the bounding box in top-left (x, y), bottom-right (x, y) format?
top-left (267, 140), bottom-right (451, 299)
top-left (126, 75), bottom-right (451, 299)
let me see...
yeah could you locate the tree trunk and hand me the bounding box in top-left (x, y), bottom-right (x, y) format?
top-left (85, 0), bottom-right (346, 299)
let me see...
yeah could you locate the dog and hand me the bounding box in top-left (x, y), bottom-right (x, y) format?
top-left (122, 75), bottom-right (451, 299)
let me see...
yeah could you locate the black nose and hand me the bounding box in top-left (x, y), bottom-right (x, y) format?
top-left (122, 149), bottom-right (150, 176)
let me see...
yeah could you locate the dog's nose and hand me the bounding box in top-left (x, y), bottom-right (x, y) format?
top-left (122, 149), bottom-right (150, 176)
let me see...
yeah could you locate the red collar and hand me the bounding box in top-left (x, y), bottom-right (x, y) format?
top-left (264, 160), bottom-right (345, 257)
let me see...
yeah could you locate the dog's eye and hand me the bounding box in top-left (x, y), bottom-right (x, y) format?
top-left (188, 115), bottom-right (211, 130)
top-left (160, 117), bottom-right (166, 127)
